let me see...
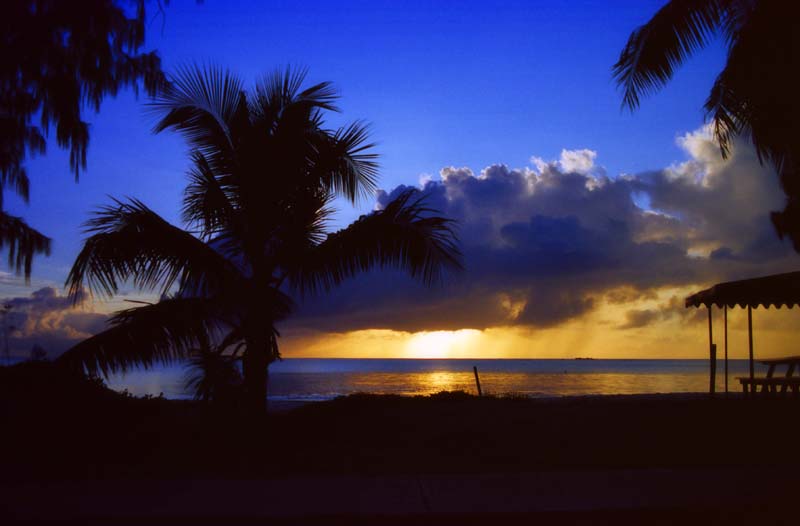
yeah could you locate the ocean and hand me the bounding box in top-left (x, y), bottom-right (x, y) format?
top-left (100, 358), bottom-right (761, 401)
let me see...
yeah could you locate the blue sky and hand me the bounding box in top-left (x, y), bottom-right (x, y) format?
top-left (5, 0), bottom-right (727, 287)
top-left (7, 1), bottom-right (800, 361)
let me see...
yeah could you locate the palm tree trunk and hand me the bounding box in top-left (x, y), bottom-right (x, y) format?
top-left (242, 340), bottom-right (269, 413)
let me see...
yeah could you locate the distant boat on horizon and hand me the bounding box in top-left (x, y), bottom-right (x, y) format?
top-left (574, 357), bottom-right (595, 360)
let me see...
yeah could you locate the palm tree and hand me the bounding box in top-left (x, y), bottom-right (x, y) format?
top-left (613, 0), bottom-right (800, 249)
top-left (59, 66), bottom-right (462, 412)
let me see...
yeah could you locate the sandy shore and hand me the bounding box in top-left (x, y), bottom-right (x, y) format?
top-left (2, 363), bottom-right (798, 523)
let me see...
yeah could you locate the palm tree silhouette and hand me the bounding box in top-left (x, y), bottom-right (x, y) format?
top-left (59, 66), bottom-right (462, 412)
top-left (613, 1), bottom-right (800, 248)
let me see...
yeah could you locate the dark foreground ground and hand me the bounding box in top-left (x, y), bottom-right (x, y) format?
top-left (1, 361), bottom-right (799, 524)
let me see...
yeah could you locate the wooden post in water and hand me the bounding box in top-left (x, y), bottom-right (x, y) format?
top-left (473, 366), bottom-right (483, 396)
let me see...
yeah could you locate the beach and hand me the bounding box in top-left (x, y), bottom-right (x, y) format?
top-left (2, 362), bottom-right (799, 523)
top-left (4, 1), bottom-right (800, 522)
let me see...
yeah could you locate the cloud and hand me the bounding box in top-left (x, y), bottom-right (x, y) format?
top-left (1, 287), bottom-right (108, 358)
top-left (632, 125), bottom-right (786, 260)
top-left (532, 148), bottom-right (605, 177)
top-left (619, 309), bottom-right (661, 330)
top-left (6, 129), bottom-right (792, 354)
top-left (288, 132), bottom-right (797, 334)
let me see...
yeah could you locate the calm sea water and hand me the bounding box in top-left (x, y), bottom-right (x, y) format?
top-left (101, 359), bottom-right (762, 401)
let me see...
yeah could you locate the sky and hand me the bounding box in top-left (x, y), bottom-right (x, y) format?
top-left (2, 0), bottom-right (798, 360)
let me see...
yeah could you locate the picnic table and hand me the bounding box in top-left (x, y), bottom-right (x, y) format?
top-left (738, 356), bottom-right (800, 396)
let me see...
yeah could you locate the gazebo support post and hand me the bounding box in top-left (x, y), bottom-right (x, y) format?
top-left (747, 306), bottom-right (754, 380)
top-left (724, 305), bottom-right (728, 394)
top-left (708, 306), bottom-right (716, 395)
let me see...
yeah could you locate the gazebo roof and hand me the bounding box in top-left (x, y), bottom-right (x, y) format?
top-left (685, 271), bottom-right (800, 309)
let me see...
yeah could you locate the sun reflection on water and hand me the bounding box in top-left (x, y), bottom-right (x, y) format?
top-left (107, 359), bottom-right (759, 400)
top-left (278, 371), bottom-right (725, 398)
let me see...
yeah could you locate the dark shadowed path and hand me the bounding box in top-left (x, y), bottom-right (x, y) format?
top-left (2, 467), bottom-right (795, 524)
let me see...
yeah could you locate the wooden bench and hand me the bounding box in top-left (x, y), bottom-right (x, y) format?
top-left (737, 356), bottom-right (800, 397)
top-left (737, 377), bottom-right (800, 396)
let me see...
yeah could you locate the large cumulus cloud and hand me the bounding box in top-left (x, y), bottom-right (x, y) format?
top-left (4, 127), bottom-right (796, 353)
top-left (1, 287), bottom-right (108, 358)
top-left (289, 126), bottom-right (797, 333)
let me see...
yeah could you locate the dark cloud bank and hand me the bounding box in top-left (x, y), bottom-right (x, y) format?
top-left (3, 127), bottom-right (797, 355)
top-left (290, 127), bottom-right (797, 333)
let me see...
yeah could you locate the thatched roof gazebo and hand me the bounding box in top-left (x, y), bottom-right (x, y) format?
top-left (685, 271), bottom-right (800, 393)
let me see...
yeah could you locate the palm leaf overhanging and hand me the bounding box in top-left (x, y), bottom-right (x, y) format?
top-left (60, 66), bottom-right (462, 410)
top-left (613, 0), bottom-right (726, 111)
top-left (613, 0), bottom-right (800, 248)
top-left (0, 212), bottom-right (51, 280)
top-left (0, 142), bottom-right (50, 280)
top-left (1, 0), bottom-right (170, 279)
top-left (60, 296), bottom-right (229, 378)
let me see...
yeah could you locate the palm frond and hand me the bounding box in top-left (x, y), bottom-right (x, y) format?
top-left (182, 151), bottom-right (237, 236)
top-left (0, 124), bottom-right (39, 205)
top-left (250, 67), bottom-right (339, 130)
top-left (66, 198), bottom-right (242, 301)
top-left (704, 0), bottom-right (795, 164)
top-left (0, 166), bottom-right (30, 206)
top-left (57, 297), bottom-right (229, 377)
top-left (183, 345), bottom-right (242, 402)
top-left (292, 189), bottom-right (462, 295)
top-left (0, 117), bottom-right (44, 207)
top-left (704, 65), bottom-right (749, 159)
top-left (311, 121), bottom-right (379, 203)
top-left (277, 79), bottom-right (339, 130)
top-left (150, 64), bottom-right (246, 174)
top-left (0, 212), bottom-right (51, 281)
top-left (265, 203), bottom-right (334, 277)
top-left (295, 78), bottom-right (339, 111)
top-left (218, 328), bottom-right (245, 354)
top-left (719, 0), bottom-right (755, 45)
top-left (613, 0), bottom-right (726, 110)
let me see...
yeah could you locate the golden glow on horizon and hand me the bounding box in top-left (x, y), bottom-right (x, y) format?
top-left (405, 330), bottom-right (481, 358)
top-left (281, 283), bottom-right (800, 360)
